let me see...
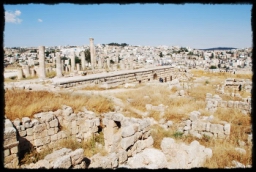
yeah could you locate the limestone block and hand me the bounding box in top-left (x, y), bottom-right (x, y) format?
top-left (127, 148), bottom-right (167, 169)
top-left (145, 136), bottom-right (154, 147)
top-left (109, 153), bottom-right (119, 168)
top-left (48, 128), bottom-right (55, 136)
top-left (13, 118), bottom-right (21, 127)
top-left (161, 137), bottom-right (176, 154)
top-left (10, 146), bottom-right (18, 154)
top-left (135, 131), bottom-right (143, 140)
top-left (118, 149), bottom-right (128, 164)
top-left (30, 119), bottom-right (39, 128)
top-left (121, 125), bottom-right (136, 138)
top-left (51, 134), bottom-right (58, 142)
top-left (4, 127), bottom-right (17, 146)
top-left (34, 129), bottom-right (48, 139)
top-left (53, 155), bottom-right (72, 169)
top-left (33, 123), bottom-right (47, 133)
top-left (71, 121), bottom-right (78, 135)
top-left (22, 117), bottom-right (31, 124)
top-left (189, 111), bottom-right (200, 121)
top-left (120, 135), bottom-right (135, 150)
top-left (4, 149), bottom-right (10, 156)
top-left (62, 105), bottom-right (73, 116)
top-left (224, 123), bottom-right (231, 135)
top-left (49, 119), bottom-right (58, 128)
top-left (112, 113), bottom-right (124, 122)
top-left (5, 119), bottom-right (14, 128)
top-left (69, 148), bottom-right (84, 166)
top-left (34, 159), bottom-right (51, 169)
top-left (26, 128), bottom-right (33, 136)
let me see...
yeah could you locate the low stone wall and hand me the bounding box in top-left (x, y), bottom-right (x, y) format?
top-left (4, 119), bottom-right (19, 168)
top-left (4, 105), bottom-right (102, 168)
top-left (20, 148), bottom-right (87, 169)
top-left (179, 111), bottom-right (231, 139)
top-left (205, 93), bottom-right (251, 114)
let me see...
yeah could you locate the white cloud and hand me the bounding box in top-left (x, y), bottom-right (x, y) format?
top-left (5, 10), bottom-right (22, 24)
top-left (38, 19), bottom-right (43, 22)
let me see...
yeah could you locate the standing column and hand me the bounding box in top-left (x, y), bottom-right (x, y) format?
top-left (38, 46), bottom-right (46, 79)
top-left (81, 51), bottom-right (86, 70)
top-left (17, 68), bottom-right (23, 79)
top-left (70, 51), bottom-right (76, 72)
top-left (89, 38), bottom-right (95, 69)
top-left (23, 65), bottom-right (30, 78)
top-left (56, 52), bottom-right (62, 78)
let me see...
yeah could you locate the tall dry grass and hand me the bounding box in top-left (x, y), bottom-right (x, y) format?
top-left (5, 90), bottom-right (114, 120)
top-left (190, 69), bottom-right (252, 80)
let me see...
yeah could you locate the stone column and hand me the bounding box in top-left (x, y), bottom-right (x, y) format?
top-left (30, 68), bottom-right (35, 77)
top-left (56, 52), bottom-right (62, 78)
top-left (107, 58), bottom-right (110, 69)
top-left (61, 60), bottom-right (64, 72)
top-left (89, 38), bottom-right (95, 69)
top-left (17, 68), bottom-right (23, 79)
top-left (98, 57), bottom-right (102, 69)
top-left (81, 51), bottom-right (86, 70)
top-left (23, 65), bottom-right (30, 78)
top-left (38, 46), bottom-right (46, 79)
top-left (76, 63), bottom-right (80, 71)
top-left (70, 51), bottom-right (76, 72)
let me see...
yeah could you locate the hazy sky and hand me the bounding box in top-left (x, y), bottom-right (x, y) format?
top-left (4, 3), bottom-right (252, 49)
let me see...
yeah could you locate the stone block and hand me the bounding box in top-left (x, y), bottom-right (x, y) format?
top-left (122, 125), bottom-right (136, 138)
top-left (69, 148), bottom-right (84, 166)
top-left (10, 146), bottom-right (18, 154)
top-left (120, 135), bottom-right (135, 150)
top-left (51, 134), bottom-right (58, 142)
top-left (26, 128), bottom-right (33, 136)
top-left (49, 119), bottom-right (58, 128)
top-left (224, 123), bottom-right (231, 135)
top-left (53, 155), bottom-right (72, 169)
top-left (4, 149), bottom-right (10, 156)
top-left (48, 128), bottom-right (55, 136)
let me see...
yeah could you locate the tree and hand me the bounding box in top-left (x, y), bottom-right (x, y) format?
top-left (209, 53), bottom-right (214, 59)
top-left (110, 59), bottom-right (115, 64)
top-left (159, 52), bottom-right (163, 58)
top-left (84, 49), bottom-right (91, 63)
top-left (209, 65), bottom-right (217, 69)
top-left (75, 56), bottom-right (81, 64)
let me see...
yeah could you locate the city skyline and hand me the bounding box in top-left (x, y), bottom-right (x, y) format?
top-left (4, 3), bottom-right (252, 49)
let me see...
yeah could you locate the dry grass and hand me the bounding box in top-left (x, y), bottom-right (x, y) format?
top-left (190, 69), bottom-right (252, 80)
top-left (5, 90), bottom-right (114, 120)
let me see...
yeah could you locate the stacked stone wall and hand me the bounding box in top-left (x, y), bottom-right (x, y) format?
top-left (179, 111), bottom-right (231, 139)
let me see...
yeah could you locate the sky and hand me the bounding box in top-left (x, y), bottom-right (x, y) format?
top-left (4, 3), bottom-right (252, 49)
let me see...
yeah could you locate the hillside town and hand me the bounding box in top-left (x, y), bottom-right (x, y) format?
top-left (4, 42), bottom-right (252, 78)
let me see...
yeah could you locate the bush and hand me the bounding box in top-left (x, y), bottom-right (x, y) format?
top-left (210, 65), bottom-right (217, 69)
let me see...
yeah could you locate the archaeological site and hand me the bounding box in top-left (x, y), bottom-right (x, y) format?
top-left (3, 38), bottom-right (252, 169)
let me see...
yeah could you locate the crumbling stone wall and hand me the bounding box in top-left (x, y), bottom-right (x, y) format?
top-left (4, 105), bottom-right (101, 168)
top-left (179, 111), bottom-right (231, 139)
top-left (205, 93), bottom-right (251, 114)
top-left (99, 112), bottom-right (154, 167)
top-left (20, 148), bottom-right (87, 169)
top-left (4, 118), bottom-right (19, 168)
